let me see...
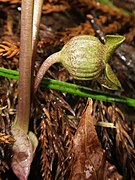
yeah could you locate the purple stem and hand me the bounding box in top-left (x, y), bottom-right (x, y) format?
top-left (34, 52), bottom-right (60, 92)
top-left (16, 0), bottom-right (34, 133)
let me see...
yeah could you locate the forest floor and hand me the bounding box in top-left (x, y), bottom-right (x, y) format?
top-left (0, 0), bottom-right (135, 179)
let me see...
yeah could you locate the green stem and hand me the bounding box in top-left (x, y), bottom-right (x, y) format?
top-left (1, 67), bottom-right (135, 107)
top-left (41, 79), bottom-right (135, 107)
top-left (95, 0), bottom-right (132, 15)
top-left (16, 0), bottom-right (34, 133)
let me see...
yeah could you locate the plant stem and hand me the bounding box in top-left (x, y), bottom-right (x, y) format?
top-left (34, 52), bottom-right (60, 92)
top-left (1, 67), bottom-right (135, 107)
top-left (32, 0), bottom-right (44, 54)
top-left (16, 0), bottom-right (34, 133)
top-left (94, 0), bottom-right (132, 15)
top-left (41, 79), bottom-right (135, 107)
top-left (31, 0), bottom-right (44, 99)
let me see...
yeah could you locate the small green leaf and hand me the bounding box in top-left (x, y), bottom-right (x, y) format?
top-left (28, 131), bottom-right (38, 153)
top-left (97, 67), bottom-right (121, 90)
top-left (105, 63), bottom-right (122, 89)
top-left (97, 76), bottom-right (118, 90)
top-left (104, 35), bottom-right (125, 62)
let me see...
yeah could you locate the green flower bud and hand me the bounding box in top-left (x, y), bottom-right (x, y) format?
top-left (60, 35), bottom-right (125, 90)
top-left (34, 35), bottom-right (125, 92)
top-left (60, 35), bottom-right (105, 80)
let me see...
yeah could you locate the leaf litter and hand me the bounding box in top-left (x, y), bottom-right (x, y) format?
top-left (70, 99), bottom-right (122, 180)
top-left (0, 0), bottom-right (135, 179)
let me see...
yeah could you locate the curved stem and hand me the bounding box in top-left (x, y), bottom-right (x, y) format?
top-left (34, 52), bottom-right (60, 92)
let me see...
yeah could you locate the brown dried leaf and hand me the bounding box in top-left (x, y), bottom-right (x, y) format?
top-left (42, 2), bottom-right (70, 14)
top-left (70, 99), bottom-right (122, 180)
top-left (0, 133), bottom-right (14, 144)
top-left (0, 41), bottom-right (19, 59)
top-left (11, 128), bottom-right (33, 180)
top-left (0, 0), bottom-right (21, 3)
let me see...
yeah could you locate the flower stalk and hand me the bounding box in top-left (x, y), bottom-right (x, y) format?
top-left (15, 0), bottom-right (43, 133)
top-left (16, 0), bottom-right (34, 133)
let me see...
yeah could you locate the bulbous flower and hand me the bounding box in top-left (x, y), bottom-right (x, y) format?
top-left (60, 35), bottom-right (105, 80)
top-left (60, 35), bottom-right (125, 90)
top-left (34, 34), bottom-right (125, 92)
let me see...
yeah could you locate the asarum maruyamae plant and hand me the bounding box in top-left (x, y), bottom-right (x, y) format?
top-left (34, 35), bottom-right (125, 92)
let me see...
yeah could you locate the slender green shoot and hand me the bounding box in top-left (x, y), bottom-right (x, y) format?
top-left (0, 67), bottom-right (135, 107)
top-left (95, 0), bottom-right (132, 15)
